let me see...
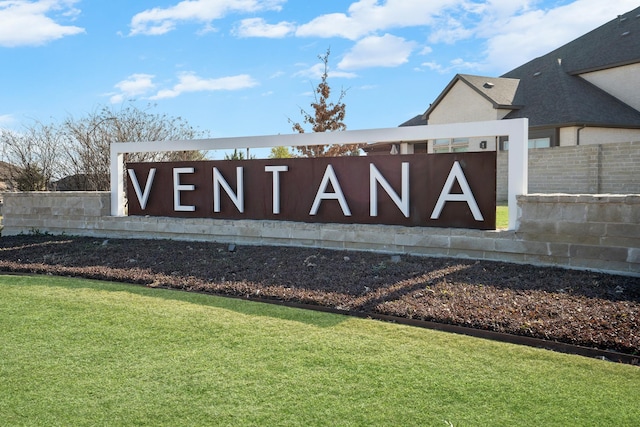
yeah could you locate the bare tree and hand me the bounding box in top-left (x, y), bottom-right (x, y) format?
top-left (1, 121), bottom-right (63, 190)
top-left (61, 104), bottom-right (208, 190)
top-left (1, 104), bottom-right (208, 192)
top-left (289, 48), bottom-right (365, 157)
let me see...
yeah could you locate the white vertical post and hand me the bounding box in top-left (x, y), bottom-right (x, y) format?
top-left (110, 149), bottom-right (125, 216)
top-left (507, 118), bottom-right (528, 230)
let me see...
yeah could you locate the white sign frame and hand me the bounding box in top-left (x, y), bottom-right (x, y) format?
top-left (110, 118), bottom-right (528, 230)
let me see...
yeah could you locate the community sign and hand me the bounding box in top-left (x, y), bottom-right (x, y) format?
top-left (126, 152), bottom-right (496, 229)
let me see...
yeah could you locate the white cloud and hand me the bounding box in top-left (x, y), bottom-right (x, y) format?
top-left (109, 71), bottom-right (258, 102)
top-left (129, 0), bottom-right (286, 36)
top-left (150, 72), bottom-right (258, 99)
top-left (0, 0), bottom-right (84, 47)
top-left (296, 0), bottom-right (461, 40)
top-left (476, 0), bottom-right (640, 72)
top-left (338, 34), bottom-right (416, 70)
top-left (293, 0), bottom-right (639, 74)
top-left (234, 18), bottom-right (295, 38)
top-left (109, 74), bottom-right (156, 104)
top-left (0, 114), bottom-right (16, 128)
top-left (428, 16), bottom-right (473, 44)
top-left (420, 57), bottom-right (483, 74)
top-left (293, 63), bottom-right (357, 79)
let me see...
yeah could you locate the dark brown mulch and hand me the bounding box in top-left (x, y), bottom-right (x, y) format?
top-left (0, 234), bottom-right (638, 356)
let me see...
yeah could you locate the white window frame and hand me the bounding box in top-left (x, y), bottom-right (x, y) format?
top-left (433, 137), bottom-right (469, 153)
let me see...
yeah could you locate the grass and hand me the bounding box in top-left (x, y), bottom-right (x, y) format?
top-left (1, 274), bottom-right (638, 426)
top-left (496, 202), bottom-right (508, 229)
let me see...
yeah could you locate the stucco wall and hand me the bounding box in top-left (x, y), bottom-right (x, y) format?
top-left (581, 63), bottom-right (640, 111)
top-left (2, 191), bottom-right (638, 277)
top-left (558, 126), bottom-right (640, 146)
top-left (428, 82), bottom-right (500, 124)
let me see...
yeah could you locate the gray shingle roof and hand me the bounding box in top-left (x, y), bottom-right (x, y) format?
top-left (399, 114), bottom-right (427, 127)
top-left (410, 6), bottom-right (640, 129)
top-left (550, 7), bottom-right (640, 74)
top-left (501, 6), bottom-right (640, 128)
top-left (502, 55), bottom-right (640, 127)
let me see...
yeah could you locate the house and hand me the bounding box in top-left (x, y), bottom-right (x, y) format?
top-left (367, 6), bottom-right (640, 155)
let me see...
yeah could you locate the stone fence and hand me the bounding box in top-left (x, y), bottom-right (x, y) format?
top-left (1, 192), bottom-right (638, 277)
top-left (497, 141), bottom-right (640, 201)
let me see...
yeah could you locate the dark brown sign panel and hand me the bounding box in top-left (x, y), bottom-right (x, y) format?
top-left (126, 152), bottom-right (496, 229)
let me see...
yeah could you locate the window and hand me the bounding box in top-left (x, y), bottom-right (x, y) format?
top-left (501, 137), bottom-right (551, 151)
top-left (528, 137), bottom-right (550, 149)
top-left (433, 138), bottom-right (469, 153)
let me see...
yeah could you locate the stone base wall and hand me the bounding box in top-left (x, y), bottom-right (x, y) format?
top-left (2, 192), bottom-right (638, 277)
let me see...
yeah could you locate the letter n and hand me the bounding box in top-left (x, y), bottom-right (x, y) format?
top-left (213, 167), bottom-right (244, 213)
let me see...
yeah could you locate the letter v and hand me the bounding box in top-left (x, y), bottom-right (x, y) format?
top-left (127, 168), bottom-right (156, 210)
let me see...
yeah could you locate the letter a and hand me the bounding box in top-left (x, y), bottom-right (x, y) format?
top-left (310, 165), bottom-right (351, 216)
top-left (431, 161), bottom-right (483, 221)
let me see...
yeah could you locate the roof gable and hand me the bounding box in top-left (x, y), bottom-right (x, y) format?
top-left (424, 74), bottom-right (521, 119)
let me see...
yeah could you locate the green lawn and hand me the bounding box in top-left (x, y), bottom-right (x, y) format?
top-left (496, 202), bottom-right (508, 229)
top-left (1, 274), bottom-right (638, 426)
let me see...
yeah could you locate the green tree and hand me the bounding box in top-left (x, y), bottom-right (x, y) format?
top-left (289, 48), bottom-right (365, 157)
top-left (268, 146), bottom-right (294, 159)
top-left (224, 149), bottom-right (255, 160)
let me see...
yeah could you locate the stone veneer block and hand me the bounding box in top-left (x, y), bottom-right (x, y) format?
top-left (622, 203), bottom-right (640, 224)
top-left (586, 203), bottom-right (625, 223)
top-left (569, 244), bottom-right (629, 262)
top-left (450, 236), bottom-right (495, 252)
top-left (352, 229), bottom-right (398, 245)
top-left (235, 224), bottom-right (263, 238)
top-left (494, 239), bottom-right (549, 255)
top-left (320, 227), bottom-right (355, 243)
top-left (560, 204), bottom-right (588, 222)
top-left (484, 251), bottom-right (527, 263)
top-left (516, 220), bottom-right (557, 235)
top-left (569, 258), bottom-right (632, 274)
top-left (318, 240), bottom-right (346, 250)
top-left (447, 248), bottom-right (486, 259)
top-left (556, 221), bottom-right (606, 238)
top-left (600, 236), bottom-right (640, 249)
top-left (523, 254), bottom-right (569, 266)
top-left (547, 242), bottom-right (571, 257)
top-left (344, 240), bottom-right (400, 252)
top-left (259, 225), bottom-right (291, 240)
top-left (288, 223), bottom-right (322, 241)
top-left (394, 233), bottom-right (450, 249)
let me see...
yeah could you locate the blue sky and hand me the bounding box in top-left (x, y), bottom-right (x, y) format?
top-left (1, 0), bottom-right (638, 154)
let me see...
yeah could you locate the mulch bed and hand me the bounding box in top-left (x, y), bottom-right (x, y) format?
top-left (1, 234), bottom-right (638, 358)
